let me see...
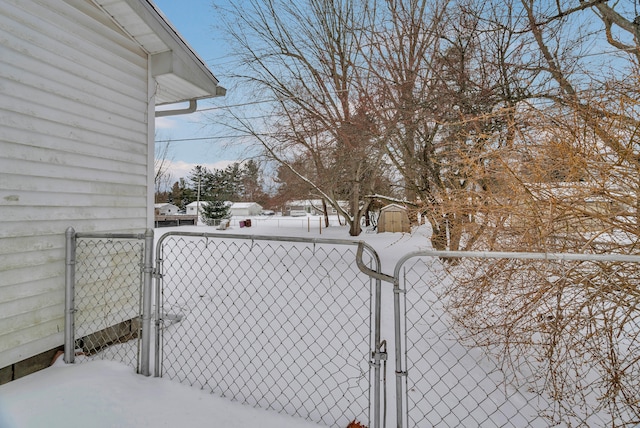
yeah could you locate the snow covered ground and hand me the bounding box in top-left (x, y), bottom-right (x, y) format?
top-left (2, 215), bottom-right (599, 427)
top-left (0, 216), bottom-right (432, 428)
top-left (0, 358), bottom-right (327, 428)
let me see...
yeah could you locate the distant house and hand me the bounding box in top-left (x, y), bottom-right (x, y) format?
top-left (186, 201), bottom-right (199, 215)
top-left (187, 201), bottom-right (263, 217)
top-left (185, 200), bottom-right (214, 216)
top-left (285, 199), bottom-right (348, 216)
top-left (378, 204), bottom-right (411, 233)
top-left (0, 0), bottom-right (224, 382)
top-left (285, 200), bottom-right (314, 216)
top-left (154, 203), bottom-right (179, 215)
top-left (230, 202), bottom-right (263, 217)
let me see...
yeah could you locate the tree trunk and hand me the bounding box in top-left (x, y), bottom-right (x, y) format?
top-left (430, 217), bottom-right (448, 251)
top-left (322, 199), bottom-right (330, 228)
top-left (348, 192), bottom-right (362, 236)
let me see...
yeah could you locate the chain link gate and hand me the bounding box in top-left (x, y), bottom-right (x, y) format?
top-left (64, 228), bottom-right (154, 374)
top-left (154, 232), bottom-right (384, 428)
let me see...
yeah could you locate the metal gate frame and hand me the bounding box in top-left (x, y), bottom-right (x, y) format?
top-left (154, 231), bottom-right (385, 428)
top-left (377, 249), bottom-right (640, 428)
top-left (64, 227), bottom-right (154, 375)
top-left (64, 227), bottom-right (640, 427)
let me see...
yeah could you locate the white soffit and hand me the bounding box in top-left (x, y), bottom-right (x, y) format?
top-left (93, 0), bottom-right (225, 104)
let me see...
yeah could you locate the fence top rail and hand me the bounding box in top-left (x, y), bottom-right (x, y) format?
top-left (67, 227), bottom-right (150, 241)
top-left (393, 249), bottom-right (640, 279)
top-left (74, 232), bottom-right (148, 240)
top-left (155, 230), bottom-right (381, 267)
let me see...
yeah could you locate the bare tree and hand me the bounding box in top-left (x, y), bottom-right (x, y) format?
top-left (438, 1), bottom-right (640, 424)
top-left (503, 0), bottom-right (640, 252)
top-left (209, 0), bottom-right (640, 423)
top-left (363, 0), bottom-right (534, 250)
top-left (154, 135), bottom-right (174, 200)
top-left (217, 0), bottom-right (388, 235)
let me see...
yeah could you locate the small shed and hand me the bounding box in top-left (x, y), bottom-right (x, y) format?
top-left (377, 204), bottom-right (411, 233)
top-left (230, 202), bottom-right (263, 216)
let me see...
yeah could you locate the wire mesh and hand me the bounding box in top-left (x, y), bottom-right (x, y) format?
top-left (397, 253), bottom-right (640, 427)
top-left (65, 227), bottom-right (640, 427)
top-left (73, 236), bottom-right (144, 370)
top-left (155, 233), bottom-right (376, 428)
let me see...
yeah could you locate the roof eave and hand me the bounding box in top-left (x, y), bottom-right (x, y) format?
top-left (94, 0), bottom-right (225, 105)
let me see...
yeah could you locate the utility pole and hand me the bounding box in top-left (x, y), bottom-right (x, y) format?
top-left (195, 166), bottom-right (201, 226)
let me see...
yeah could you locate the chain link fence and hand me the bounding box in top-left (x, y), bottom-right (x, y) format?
top-left (155, 232), bottom-right (381, 428)
top-left (63, 225), bottom-right (640, 427)
top-left (64, 229), bottom-right (153, 373)
top-left (394, 251), bottom-right (640, 427)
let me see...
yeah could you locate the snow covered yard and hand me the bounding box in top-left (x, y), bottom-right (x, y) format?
top-left (0, 217), bottom-right (428, 428)
top-left (0, 358), bottom-right (327, 428)
top-left (1, 215), bottom-right (629, 426)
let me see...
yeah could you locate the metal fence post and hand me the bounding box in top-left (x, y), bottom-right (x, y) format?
top-left (154, 236), bottom-right (163, 378)
top-left (140, 228), bottom-right (154, 376)
top-left (355, 242), bottom-right (395, 428)
top-left (393, 276), bottom-right (404, 428)
top-left (64, 227), bottom-right (76, 364)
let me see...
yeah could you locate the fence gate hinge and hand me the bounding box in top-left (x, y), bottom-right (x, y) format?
top-left (152, 268), bottom-right (162, 279)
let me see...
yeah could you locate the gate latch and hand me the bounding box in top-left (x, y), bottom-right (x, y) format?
top-left (371, 350), bottom-right (387, 362)
top-left (370, 350), bottom-right (387, 368)
top-left (370, 339), bottom-right (388, 367)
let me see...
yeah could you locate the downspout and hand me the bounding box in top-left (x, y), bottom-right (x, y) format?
top-left (155, 99), bottom-right (197, 117)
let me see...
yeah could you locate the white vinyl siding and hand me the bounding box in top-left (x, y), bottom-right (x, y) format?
top-left (0, 0), bottom-right (150, 368)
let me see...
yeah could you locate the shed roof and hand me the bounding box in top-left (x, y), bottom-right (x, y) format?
top-left (96, 0), bottom-right (225, 105)
top-left (231, 202), bottom-right (263, 209)
top-left (381, 203), bottom-right (407, 211)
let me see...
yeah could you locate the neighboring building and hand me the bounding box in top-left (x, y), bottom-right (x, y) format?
top-left (230, 202), bottom-right (263, 217)
top-left (284, 199), bottom-right (348, 216)
top-left (0, 0), bottom-right (224, 382)
top-left (185, 200), bottom-right (212, 216)
top-left (378, 204), bottom-right (411, 233)
top-left (186, 201), bottom-right (199, 215)
top-left (510, 181), bottom-right (632, 233)
top-left (154, 203), bottom-right (179, 215)
top-left (187, 201), bottom-right (263, 217)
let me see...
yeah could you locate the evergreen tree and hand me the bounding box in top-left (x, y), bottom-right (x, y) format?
top-left (168, 177), bottom-right (196, 210)
top-left (239, 160), bottom-right (267, 203)
top-left (200, 200), bottom-right (231, 225)
top-left (188, 162), bottom-right (268, 204)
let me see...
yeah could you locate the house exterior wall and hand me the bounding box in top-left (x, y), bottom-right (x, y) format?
top-left (155, 204), bottom-right (179, 215)
top-left (230, 208), bottom-right (249, 216)
top-left (186, 201), bottom-right (209, 216)
top-left (0, 0), bottom-right (150, 369)
top-left (230, 203), bottom-right (263, 217)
